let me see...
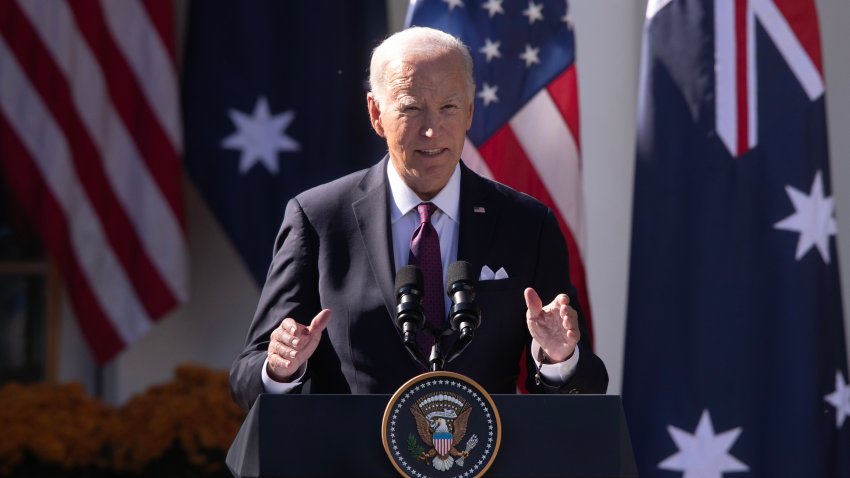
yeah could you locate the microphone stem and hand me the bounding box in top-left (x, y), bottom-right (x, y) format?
top-left (429, 340), bottom-right (444, 372)
top-left (402, 331), bottom-right (414, 345)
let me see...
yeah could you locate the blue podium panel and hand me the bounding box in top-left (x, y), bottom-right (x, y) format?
top-left (227, 394), bottom-right (637, 478)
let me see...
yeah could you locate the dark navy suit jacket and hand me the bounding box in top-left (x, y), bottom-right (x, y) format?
top-left (230, 157), bottom-right (608, 410)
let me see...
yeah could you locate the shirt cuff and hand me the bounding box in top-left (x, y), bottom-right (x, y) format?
top-left (261, 356), bottom-right (307, 394)
top-left (531, 340), bottom-right (580, 385)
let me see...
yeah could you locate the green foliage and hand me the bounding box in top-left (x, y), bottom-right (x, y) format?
top-left (407, 433), bottom-right (426, 459)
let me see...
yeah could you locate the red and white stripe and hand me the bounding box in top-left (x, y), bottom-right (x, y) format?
top-left (435, 437), bottom-right (451, 457)
top-left (0, 0), bottom-right (187, 363)
top-left (713, 0), bottom-right (824, 158)
top-left (463, 65), bottom-right (593, 343)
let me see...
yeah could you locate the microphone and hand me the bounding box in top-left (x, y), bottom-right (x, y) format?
top-left (395, 265), bottom-right (426, 345)
top-left (445, 261), bottom-right (481, 340)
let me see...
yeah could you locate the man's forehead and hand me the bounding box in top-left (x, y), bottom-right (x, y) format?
top-left (384, 57), bottom-right (465, 93)
top-left (385, 50), bottom-right (462, 75)
top-left (388, 82), bottom-right (466, 103)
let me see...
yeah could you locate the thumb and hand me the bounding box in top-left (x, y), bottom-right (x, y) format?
top-left (524, 288), bottom-right (543, 318)
top-left (307, 309), bottom-right (332, 335)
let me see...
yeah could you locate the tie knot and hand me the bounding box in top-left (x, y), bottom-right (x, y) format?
top-left (416, 202), bottom-right (437, 224)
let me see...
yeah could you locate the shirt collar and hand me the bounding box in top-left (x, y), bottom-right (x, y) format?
top-left (387, 160), bottom-right (461, 223)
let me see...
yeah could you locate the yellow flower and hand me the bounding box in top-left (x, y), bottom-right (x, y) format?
top-left (0, 364), bottom-right (245, 475)
top-left (0, 381), bottom-right (115, 473)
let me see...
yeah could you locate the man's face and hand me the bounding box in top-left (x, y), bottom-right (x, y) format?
top-left (368, 51), bottom-right (474, 200)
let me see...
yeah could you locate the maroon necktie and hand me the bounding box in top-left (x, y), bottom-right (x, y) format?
top-left (408, 202), bottom-right (444, 352)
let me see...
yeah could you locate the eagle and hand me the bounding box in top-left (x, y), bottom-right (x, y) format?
top-left (411, 404), bottom-right (472, 471)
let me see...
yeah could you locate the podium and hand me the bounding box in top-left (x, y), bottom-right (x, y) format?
top-left (227, 393), bottom-right (637, 477)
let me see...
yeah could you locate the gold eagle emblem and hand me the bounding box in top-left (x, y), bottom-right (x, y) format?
top-left (410, 392), bottom-right (474, 471)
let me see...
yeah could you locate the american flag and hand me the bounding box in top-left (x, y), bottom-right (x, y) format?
top-left (407, 0), bottom-right (594, 345)
top-left (0, 0), bottom-right (187, 363)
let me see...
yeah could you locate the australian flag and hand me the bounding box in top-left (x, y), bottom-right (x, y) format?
top-left (623, 1), bottom-right (850, 477)
top-left (182, 1), bottom-right (387, 285)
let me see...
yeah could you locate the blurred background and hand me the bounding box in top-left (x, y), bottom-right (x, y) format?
top-left (1, 0), bottom-right (847, 403)
top-left (0, 0), bottom-right (850, 476)
top-left (1, 0), bottom-right (848, 476)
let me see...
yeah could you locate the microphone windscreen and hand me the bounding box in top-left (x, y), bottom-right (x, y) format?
top-left (395, 265), bottom-right (423, 292)
top-left (446, 261), bottom-right (476, 295)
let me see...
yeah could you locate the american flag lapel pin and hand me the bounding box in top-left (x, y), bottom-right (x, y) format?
top-left (473, 206), bottom-right (486, 213)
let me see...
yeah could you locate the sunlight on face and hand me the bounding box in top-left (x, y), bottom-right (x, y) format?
top-left (368, 51), bottom-right (474, 200)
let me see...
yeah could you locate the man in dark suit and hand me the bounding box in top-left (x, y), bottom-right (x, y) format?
top-left (230, 27), bottom-right (607, 411)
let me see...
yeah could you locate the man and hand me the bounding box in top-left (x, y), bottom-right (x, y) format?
top-left (230, 27), bottom-right (607, 410)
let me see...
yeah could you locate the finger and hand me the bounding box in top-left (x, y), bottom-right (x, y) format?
top-left (563, 309), bottom-right (581, 343)
top-left (524, 288), bottom-right (543, 319)
top-left (268, 340), bottom-right (297, 362)
top-left (286, 333), bottom-right (300, 348)
top-left (280, 317), bottom-right (300, 335)
top-left (270, 326), bottom-right (284, 343)
top-left (268, 353), bottom-right (291, 370)
top-left (548, 294), bottom-right (569, 314)
top-left (558, 302), bottom-right (569, 319)
top-left (279, 340), bottom-right (299, 358)
top-left (307, 309), bottom-right (332, 335)
top-left (273, 327), bottom-right (301, 348)
top-left (560, 305), bottom-right (578, 329)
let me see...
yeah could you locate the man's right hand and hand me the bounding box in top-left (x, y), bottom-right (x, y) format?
top-left (266, 309), bottom-right (332, 382)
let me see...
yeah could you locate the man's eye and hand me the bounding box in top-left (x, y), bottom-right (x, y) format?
top-left (442, 104), bottom-right (458, 111)
top-left (403, 106), bottom-right (421, 112)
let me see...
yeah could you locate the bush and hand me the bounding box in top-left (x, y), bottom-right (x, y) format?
top-left (0, 365), bottom-right (245, 478)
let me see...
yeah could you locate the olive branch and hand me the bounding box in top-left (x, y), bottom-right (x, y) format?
top-left (407, 433), bottom-right (426, 459)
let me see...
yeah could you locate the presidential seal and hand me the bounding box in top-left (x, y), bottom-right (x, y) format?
top-left (382, 371), bottom-right (501, 478)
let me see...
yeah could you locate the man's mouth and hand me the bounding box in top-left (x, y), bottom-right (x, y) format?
top-left (418, 148), bottom-right (446, 156)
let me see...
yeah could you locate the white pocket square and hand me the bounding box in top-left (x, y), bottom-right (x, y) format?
top-left (479, 265), bottom-right (508, 281)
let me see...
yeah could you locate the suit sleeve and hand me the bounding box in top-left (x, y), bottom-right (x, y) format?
top-left (524, 209), bottom-right (609, 394)
top-left (229, 197), bottom-right (321, 410)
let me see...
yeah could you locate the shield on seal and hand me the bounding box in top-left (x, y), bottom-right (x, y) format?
top-left (433, 431), bottom-right (452, 457)
top-left (382, 371), bottom-right (502, 478)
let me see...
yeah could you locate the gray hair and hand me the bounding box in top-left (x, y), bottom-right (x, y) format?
top-left (369, 26), bottom-right (474, 104)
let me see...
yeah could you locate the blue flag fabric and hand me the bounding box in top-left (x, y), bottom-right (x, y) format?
top-left (623, 1), bottom-right (850, 477)
top-left (182, 1), bottom-right (387, 285)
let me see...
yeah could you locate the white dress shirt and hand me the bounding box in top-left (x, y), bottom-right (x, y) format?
top-left (387, 158), bottom-right (460, 314)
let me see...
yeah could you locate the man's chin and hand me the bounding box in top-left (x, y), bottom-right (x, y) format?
top-left (413, 169), bottom-right (458, 199)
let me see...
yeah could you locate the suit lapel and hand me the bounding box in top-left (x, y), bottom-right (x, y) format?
top-left (351, 160), bottom-right (500, 357)
top-left (352, 157), bottom-right (397, 321)
top-left (457, 162), bottom-right (498, 272)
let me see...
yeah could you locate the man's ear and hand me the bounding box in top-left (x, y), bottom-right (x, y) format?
top-left (367, 93), bottom-right (385, 137)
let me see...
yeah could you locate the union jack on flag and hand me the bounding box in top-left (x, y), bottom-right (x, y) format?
top-left (0, 0), bottom-right (187, 363)
top-left (407, 0), bottom-right (593, 345)
top-left (710, 0), bottom-right (825, 157)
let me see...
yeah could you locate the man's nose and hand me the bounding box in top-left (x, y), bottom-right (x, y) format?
top-left (421, 111), bottom-right (439, 138)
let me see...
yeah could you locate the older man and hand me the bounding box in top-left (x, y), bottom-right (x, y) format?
top-left (229, 27), bottom-right (607, 410)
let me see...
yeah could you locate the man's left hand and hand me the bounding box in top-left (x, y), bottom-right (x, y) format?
top-left (524, 288), bottom-right (580, 363)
